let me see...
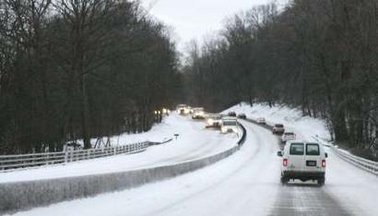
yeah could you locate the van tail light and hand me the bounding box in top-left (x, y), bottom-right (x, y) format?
top-left (322, 160), bottom-right (326, 168)
top-left (283, 159), bottom-right (288, 167)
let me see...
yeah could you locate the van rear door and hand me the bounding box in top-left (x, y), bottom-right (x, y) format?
top-left (287, 142), bottom-right (305, 172)
top-left (304, 143), bottom-right (322, 172)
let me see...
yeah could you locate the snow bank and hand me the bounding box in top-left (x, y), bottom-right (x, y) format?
top-left (0, 145), bottom-right (241, 214)
top-left (75, 114), bottom-right (182, 147)
top-left (0, 114), bottom-right (237, 183)
top-left (0, 118), bottom-right (247, 214)
top-left (222, 102), bottom-right (331, 141)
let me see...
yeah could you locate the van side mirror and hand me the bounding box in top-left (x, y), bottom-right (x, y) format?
top-left (325, 153), bottom-right (328, 158)
top-left (277, 151), bottom-right (283, 157)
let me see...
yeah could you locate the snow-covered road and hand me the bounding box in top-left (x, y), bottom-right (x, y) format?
top-left (9, 118), bottom-right (280, 216)
top-left (6, 112), bottom-right (378, 216)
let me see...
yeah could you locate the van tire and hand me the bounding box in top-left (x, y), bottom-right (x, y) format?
top-left (281, 177), bottom-right (288, 185)
top-left (317, 178), bottom-right (325, 186)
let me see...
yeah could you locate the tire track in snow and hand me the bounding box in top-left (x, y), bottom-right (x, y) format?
top-left (271, 185), bottom-right (350, 216)
top-left (270, 153), bottom-right (350, 215)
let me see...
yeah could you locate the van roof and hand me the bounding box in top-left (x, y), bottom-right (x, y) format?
top-left (286, 140), bottom-right (319, 144)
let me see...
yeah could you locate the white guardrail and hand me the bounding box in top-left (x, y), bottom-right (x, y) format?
top-left (314, 136), bottom-right (378, 176)
top-left (0, 142), bottom-right (149, 172)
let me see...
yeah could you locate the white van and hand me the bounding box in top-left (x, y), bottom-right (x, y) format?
top-left (277, 140), bottom-right (328, 186)
top-left (281, 131), bottom-right (296, 143)
top-left (220, 117), bottom-right (238, 133)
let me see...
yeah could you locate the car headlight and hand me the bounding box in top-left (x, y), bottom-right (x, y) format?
top-left (208, 119), bottom-right (214, 125)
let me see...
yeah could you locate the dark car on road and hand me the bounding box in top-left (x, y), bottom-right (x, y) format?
top-left (228, 111), bottom-right (236, 117)
top-left (237, 113), bottom-right (246, 119)
top-left (272, 124), bottom-right (285, 135)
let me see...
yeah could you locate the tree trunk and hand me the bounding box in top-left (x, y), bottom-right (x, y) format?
top-left (81, 74), bottom-right (91, 149)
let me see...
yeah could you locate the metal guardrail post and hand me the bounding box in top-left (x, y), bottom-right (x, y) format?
top-left (70, 149), bottom-right (73, 163)
top-left (46, 153), bottom-right (49, 165)
top-left (64, 150), bottom-right (68, 164)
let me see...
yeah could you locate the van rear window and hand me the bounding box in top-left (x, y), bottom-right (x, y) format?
top-left (306, 144), bottom-right (320, 155)
top-left (290, 143), bottom-right (304, 155)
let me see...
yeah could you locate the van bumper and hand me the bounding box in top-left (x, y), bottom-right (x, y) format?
top-left (282, 171), bottom-right (325, 180)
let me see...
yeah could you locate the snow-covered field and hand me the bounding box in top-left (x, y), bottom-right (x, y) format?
top-left (4, 103), bottom-right (378, 216)
top-left (0, 114), bottom-right (238, 183)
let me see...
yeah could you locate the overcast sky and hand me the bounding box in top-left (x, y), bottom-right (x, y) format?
top-left (140, 0), bottom-right (286, 54)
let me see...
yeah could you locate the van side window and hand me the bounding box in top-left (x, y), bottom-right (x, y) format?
top-left (306, 144), bottom-right (320, 155)
top-left (290, 143), bottom-right (304, 155)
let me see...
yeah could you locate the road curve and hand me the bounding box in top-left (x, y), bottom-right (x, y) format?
top-left (11, 120), bottom-right (363, 216)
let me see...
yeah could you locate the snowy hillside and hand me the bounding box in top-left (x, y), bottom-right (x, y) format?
top-left (223, 102), bottom-right (331, 141)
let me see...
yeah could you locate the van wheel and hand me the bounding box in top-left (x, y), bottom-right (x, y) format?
top-left (281, 177), bottom-right (288, 185)
top-left (317, 178), bottom-right (325, 186)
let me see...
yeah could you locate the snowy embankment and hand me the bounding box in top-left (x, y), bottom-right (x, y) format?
top-left (222, 102), bottom-right (331, 141)
top-left (0, 113), bottom-right (244, 213)
top-left (0, 114), bottom-right (238, 183)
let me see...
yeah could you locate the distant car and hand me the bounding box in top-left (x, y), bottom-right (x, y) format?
top-left (256, 117), bottom-right (266, 124)
top-left (176, 104), bottom-right (189, 115)
top-left (220, 117), bottom-right (238, 133)
top-left (228, 111), bottom-right (236, 117)
top-left (237, 113), bottom-right (246, 119)
top-left (206, 114), bottom-right (222, 128)
top-left (281, 131), bottom-right (296, 143)
top-left (192, 107), bottom-right (205, 119)
top-left (272, 124), bottom-right (285, 134)
top-left (277, 140), bottom-right (328, 186)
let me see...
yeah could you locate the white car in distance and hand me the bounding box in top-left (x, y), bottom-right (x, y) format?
top-left (206, 114), bottom-right (222, 128)
top-left (220, 117), bottom-right (239, 133)
top-left (192, 107), bottom-right (205, 119)
top-left (256, 117), bottom-right (266, 124)
top-left (281, 131), bottom-right (296, 143)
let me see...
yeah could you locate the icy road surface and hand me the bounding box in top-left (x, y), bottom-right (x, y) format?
top-left (0, 114), bottom-right (238, 183)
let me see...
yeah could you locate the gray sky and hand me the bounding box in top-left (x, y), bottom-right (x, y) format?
top-left (140, 0), bottom-right (285, 54)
